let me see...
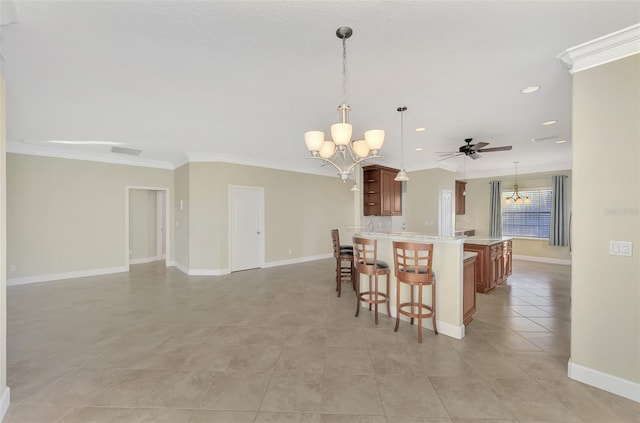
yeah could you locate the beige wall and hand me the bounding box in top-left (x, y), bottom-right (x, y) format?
top-left (1, 74), bottom-right (8, 408)
top-left (6, 154), bottom-right (173, 279)
top-left (405, 167), bottom-right (456, 233)
top-left (129, 189), bottom-right (157, 260)
top-left (174, 164), bottom-right (190, 268)
top-left (571, 54), bottom-right (639, 384)
top-left (186, 162), bottom-right (354, 270)
top-left (460, 170), bottom-right (572, 261)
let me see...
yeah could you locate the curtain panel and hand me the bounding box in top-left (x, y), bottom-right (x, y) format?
top-left (489, 181), bottom-right (502, 238)
top-left (549, 175), bottom-right (569, 246)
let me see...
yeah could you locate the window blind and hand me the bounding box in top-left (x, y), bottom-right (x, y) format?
top-left (502, 188), bottom-right (552, 238)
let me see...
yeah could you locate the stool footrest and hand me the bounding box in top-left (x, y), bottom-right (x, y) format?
top-left (358, 291), bottom-right (389, 305)
top-left (398, 302), bottom-right (434, 319)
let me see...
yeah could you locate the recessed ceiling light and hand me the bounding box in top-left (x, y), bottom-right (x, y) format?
top-left (542, 120), bottom-right (558, 126)
top-left (521, 85), bottom-right (540, 94)
top-left (49, 140), bottom-right (124, 146)
top-left (555, 139), bottom-right (568, 144)
top-left (415, 147), bottom-right (423, 151)
top-left (415, 127), bottom-right (426, 132)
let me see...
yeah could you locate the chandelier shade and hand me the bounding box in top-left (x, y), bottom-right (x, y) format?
top-left (352, 140), bottom-right (370, 158)
top-left (304, 131), bottom-right (324, 152)
top-left (319, 141), bottom-right (336, 159)
top-left (304, 26), bottom-right (385, 181)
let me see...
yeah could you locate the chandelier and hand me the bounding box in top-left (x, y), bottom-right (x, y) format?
top-left (505, 161), bottom-right (531, 205)
top-left (304, 26), bottom-right (385, 181)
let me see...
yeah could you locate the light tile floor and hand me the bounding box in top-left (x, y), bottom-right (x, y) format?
top-left (5, 259), bottom-right (640, 422)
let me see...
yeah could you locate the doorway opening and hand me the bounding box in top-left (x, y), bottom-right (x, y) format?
top-left (126, 186), bottom-right (170, 268)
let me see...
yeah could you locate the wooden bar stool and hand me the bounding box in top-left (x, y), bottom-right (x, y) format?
top-left (331, 229), bottom-right (354, 297)
top-left (392, 241), bottom-right (438, 343)
top-left (353, 236), bottom-right (391, 324)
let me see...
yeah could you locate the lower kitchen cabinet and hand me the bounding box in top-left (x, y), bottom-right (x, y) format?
top-left (463, 253), bottom-right (477, 326)
top-left (464, 239), bottom-right (512, 293)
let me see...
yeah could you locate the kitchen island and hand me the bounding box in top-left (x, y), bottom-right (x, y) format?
top-left (354, 232), bottom-right (471, 339)
top-left (463, 237), bottom-right (513, 293)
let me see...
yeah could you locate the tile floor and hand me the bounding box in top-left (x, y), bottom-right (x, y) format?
top-left (5, 259), bottom-right (640, 422)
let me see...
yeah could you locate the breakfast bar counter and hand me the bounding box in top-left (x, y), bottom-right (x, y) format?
top-left (355, 232), bottom-right (468, 339)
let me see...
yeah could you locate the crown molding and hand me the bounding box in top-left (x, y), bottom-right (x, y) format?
top-left (8, 141), bottom-right (569, 180)
top-left (185, 152), bottom-right (344, 178)
top-left (7, 141), bottom-right (175, 170)
top-left (557, 23), bottom-right (640, 74)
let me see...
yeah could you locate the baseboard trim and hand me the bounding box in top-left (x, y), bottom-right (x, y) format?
top-left (7, 266), bottom-right (129, 286)
top-left (188, 268), bottom-right (230, 276)
top-left (167, 262), bottom-right (230, 276)
top-left (129, 256), bottom-right (162, 265)
top-left (263, 253), bottom-right (332, 268)
top-left (568, 360), bottom-right (640, 402)
top-left (0, 387), bottom-right (10, 421)
top-left (513, 255), bottom-right (572, 266)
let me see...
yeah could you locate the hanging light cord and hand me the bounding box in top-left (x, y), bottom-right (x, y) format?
top-left (400, 109), bottom-right (404, 167)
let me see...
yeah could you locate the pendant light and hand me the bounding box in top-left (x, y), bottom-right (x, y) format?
top-left (394, 106), bottom-right (409, 182)
top-left (505, 161), bottom-right (531, 205)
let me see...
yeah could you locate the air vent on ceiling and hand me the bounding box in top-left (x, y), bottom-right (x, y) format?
top-left (531, 135), bottom-right (559, 143)
top-left (111, 146), bottom-right (142, 156)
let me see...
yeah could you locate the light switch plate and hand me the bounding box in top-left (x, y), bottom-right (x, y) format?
top-left (610, 241), bottom-right (633, 256)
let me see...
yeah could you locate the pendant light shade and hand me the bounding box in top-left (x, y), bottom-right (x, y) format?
top-left (394, 106), bottom-right (409, 182)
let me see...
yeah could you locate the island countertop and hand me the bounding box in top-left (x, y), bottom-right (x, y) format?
top-left (356, 231), bottom-right (466, 242)
top-left (464, 236), bottom-right (512, 246)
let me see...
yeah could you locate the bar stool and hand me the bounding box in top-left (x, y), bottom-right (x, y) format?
top-left (331, 229), bottom-right (354, 297)
top-left (392, 241), bottom-right (438, 343)
top-left (353, 236), bottom-right (391, 324)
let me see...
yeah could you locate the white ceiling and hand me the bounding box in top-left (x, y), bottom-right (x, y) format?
top-left (2, 1), bottom-right (639, 179)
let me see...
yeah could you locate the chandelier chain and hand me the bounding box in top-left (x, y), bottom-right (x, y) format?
top-left (342, 36), bottom-right (348, 105)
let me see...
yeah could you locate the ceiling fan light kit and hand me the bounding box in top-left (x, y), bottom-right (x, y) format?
top-left (304, 26), bottom-right (385, 182)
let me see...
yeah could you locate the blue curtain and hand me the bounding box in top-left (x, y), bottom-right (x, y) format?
top-left (489, 181), bottom-right (502, 238)
top-left (549, 175), bottom-right (569, 246)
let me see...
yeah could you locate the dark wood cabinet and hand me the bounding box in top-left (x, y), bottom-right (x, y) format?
top-left (463, 254), bottom-right (477, 326)
top-left (455, 180), bottom-right (466, 215)
top-left (363, 165), bottom-right (402, 216)
top-left (464, 239), bottom-right (512, 293)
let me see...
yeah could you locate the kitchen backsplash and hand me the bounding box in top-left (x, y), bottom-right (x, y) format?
top-left (455, 213), bottom-right (476, 230)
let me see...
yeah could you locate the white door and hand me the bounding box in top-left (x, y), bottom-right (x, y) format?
top-left (156, 190), bottom-right (166, 259)
top-left (230, 186), bottom-right (264, 271)
top-left (440, 189), bottom-right (454, 237)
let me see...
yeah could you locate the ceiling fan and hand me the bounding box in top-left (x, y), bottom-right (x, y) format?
top-left (438, 138), bottom-right (512, 161)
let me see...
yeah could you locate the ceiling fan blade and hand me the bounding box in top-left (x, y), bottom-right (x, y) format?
top-left (473, 142), bottom-right (489, 150)
top-left (469, 152), bottom-right (482, 160)
top-left (477, 146), bottom-right (512, 152)
top-left (438, 153), bottom-right (463, 161)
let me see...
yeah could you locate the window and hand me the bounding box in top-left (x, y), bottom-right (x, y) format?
top-left (502, 188), bottom-right (552, 238)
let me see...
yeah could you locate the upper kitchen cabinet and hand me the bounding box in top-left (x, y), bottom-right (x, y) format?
top-left (455, 180), bottom-right (467, 215)
top-left (363, 165), bottom-right (402, 216)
